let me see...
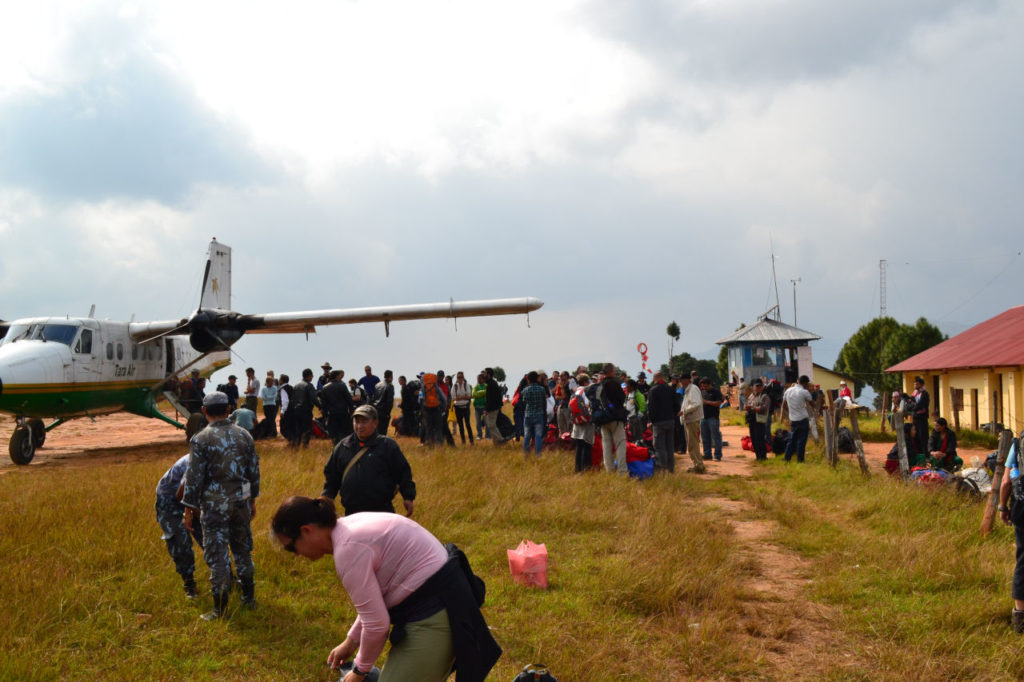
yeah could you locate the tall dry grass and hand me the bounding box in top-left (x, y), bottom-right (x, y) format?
top-left (2, 430), bottom-right (1024, 680)
top-left (0, 435), bottom-right (760, 681)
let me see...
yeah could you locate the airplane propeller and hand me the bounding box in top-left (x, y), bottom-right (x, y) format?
top-left (137, 257), bottom-right (248, 353)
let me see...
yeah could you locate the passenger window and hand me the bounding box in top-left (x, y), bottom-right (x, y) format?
top-left (106, 343), bottom-right (114, 360)
top-left (80, 329), bottom-right (92, 354)
top-left (116, 343), bottom-right (123, 360)
top-left (156, 345), bottom-right (162, 361)
top-left (132, 345), bottom-right (138, 360)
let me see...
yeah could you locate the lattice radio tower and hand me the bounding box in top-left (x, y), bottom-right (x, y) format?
top-left (879, 259), bottom-right (887, 318)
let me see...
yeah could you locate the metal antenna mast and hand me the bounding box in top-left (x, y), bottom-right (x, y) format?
top-left (769, 234), bottom-right (781, 321)
top-left (790, 278), bottom-right (802, 326)
top-left (879, 259), bottom-right (887, 318)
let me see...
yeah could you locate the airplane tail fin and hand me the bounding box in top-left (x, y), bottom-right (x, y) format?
top-left (200, 239), bottom-right (232, 310)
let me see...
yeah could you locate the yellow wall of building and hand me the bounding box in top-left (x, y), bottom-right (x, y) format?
top-left (900, 367), bottom-right (1024, 432)
top-left (813, 365), bottom-right (852, 394)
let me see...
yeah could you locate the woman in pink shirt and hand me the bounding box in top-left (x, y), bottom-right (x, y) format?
top-left (271, 496), bottom-right (500, 681)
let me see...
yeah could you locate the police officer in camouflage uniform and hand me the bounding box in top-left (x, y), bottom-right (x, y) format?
top-left (182, 391), bottom-right (261, 621)
top-left (155, 453), bottom-right (204, 599)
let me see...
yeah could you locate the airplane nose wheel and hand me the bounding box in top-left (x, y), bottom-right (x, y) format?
top-left (28, 418), bottom-right (46, 449)
top-left (9, 426), bottom-right (35, 465)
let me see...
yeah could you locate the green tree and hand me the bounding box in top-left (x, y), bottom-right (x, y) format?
top-left (666, 322), bottom-right (680, 369)
top-left (878, 317), bottom-right (946, 394)
top-left (491, 366), bottom-right (506, 382)
top-left (834, 317), bottom-right (945, 397)
top-left (659, 352), bottom-right (722, 385)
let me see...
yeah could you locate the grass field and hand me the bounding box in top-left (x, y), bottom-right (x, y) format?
top-left (2, 428), bottom-right (1024, 680)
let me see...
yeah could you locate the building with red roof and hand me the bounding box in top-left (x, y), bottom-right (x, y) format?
top-left (886, 306), bottom-right (1024, 432)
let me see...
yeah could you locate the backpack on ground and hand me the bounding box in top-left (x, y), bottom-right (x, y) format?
top-left (771, 429), bottom-right (790, 455)
top-left (495, 411), bottom-right (515, 440)
top-left (252, 418), bottom-right (275, 440)
top-left (569, 388), bottom-right (591, 424)
top-left (837, 426), bottom-right (856, 453)
top-left (422, 373), bottom-right (440, 408)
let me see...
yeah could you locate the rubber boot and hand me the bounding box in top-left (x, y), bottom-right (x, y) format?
top-left (1013, 609), bottom-right (1024, 634)
top-left (183, 576), bottom-right (198, 600)
top-left (240, 579), bottom-right (256, 610)
top-left (201, 589), bottom-right (229, 621)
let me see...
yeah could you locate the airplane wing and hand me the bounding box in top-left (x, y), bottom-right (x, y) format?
top-left (241, 297), bottom-right (543, 334)
top-left (128, 297), bottom-right (543, 343)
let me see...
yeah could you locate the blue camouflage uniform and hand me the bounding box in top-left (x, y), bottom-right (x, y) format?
top-left (155, 454), bottom-right (204, 581)
top-left (182, 419), bottom-right (260, 594)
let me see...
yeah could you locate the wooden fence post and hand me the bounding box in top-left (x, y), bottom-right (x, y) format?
top-left (823, 406), bottom-right (834, 465)
top-left (880, 391), bottom-right (889, 434)
top-left (831, 401), bottom-right (845, 468)
top-left (981, 430), bottom-right (1014, 537)
top-left (848, 410), bottom-right (871, 476)
top-left (895, 400), bottom-right (910, 477)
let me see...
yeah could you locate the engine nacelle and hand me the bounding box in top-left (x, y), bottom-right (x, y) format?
top-left (187, 310), bottom-right (245, 353)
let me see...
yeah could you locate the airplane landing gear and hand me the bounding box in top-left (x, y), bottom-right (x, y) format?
top-left (10, 426), bottom-right (35, 465)
top-left (28, 418), bottom-right (46, 449)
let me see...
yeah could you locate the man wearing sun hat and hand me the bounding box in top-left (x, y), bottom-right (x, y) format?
top-left (317, 362), bottom-right (333, 391)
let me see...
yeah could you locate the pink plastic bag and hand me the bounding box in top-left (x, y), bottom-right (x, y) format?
top-left (507, 539), bottom-right (548, 588)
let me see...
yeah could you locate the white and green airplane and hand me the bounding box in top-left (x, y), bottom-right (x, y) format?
top-left (0, 238), bottom-right (543, 465)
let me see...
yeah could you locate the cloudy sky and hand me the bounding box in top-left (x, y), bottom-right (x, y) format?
top-left (1, 0), bottom-right (1021, 386)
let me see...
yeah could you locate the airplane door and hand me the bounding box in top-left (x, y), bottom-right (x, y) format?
top-left (72, 327), bottom-right (100, 383)
top-left (166, 339), bottom-right (175, 375)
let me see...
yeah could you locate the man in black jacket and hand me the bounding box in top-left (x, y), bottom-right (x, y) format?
top-left (646, 371), bottom-right (676, 472)
top-left (372, 369), bottom-right (396, 436)
top-left (321, 405), bottom-right (416, 516)
top-left (483, 367), bottom-right (507, 445)
top-left (290, 369), bottom-right (319, 448)
top-left (319, 370), bottom-right (354, 443)
top-left (399, 375), bottom-right (419, 437)
top-left (912, 376), bottom-right (930, 455)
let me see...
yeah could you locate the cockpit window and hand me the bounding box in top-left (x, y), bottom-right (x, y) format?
top-left (0, 323), bottom-right (79, 347)
top-left (74, 329), bottom-right (93, 355)
top-left (0, 324), bottom-right (32, 345)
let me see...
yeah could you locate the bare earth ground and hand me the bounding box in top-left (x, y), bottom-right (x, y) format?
top-left (0, 413), bottom-right (996, 678)
top-left (0, 410), bottom-right (189, 474)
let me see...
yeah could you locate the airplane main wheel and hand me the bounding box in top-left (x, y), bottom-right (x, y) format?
top-left (185, 413), bottom-right (207, 441)
top-left (28, 419), bottom-right (46, 449)
top-left (10, 427), bottom-right (35, 465)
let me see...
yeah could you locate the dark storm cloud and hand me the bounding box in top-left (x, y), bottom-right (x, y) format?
top-left (0, 25), bottom-right (275, 204)
top-left (583, 0), bottom-right (997, 84)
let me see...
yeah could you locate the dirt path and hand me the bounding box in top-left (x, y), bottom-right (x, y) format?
top-left (690, 425), bottom-right (845, 677)
top-left (692, 422), bottom-right (995, 678)
top-left (0, 411), bottom-right (188, 474)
